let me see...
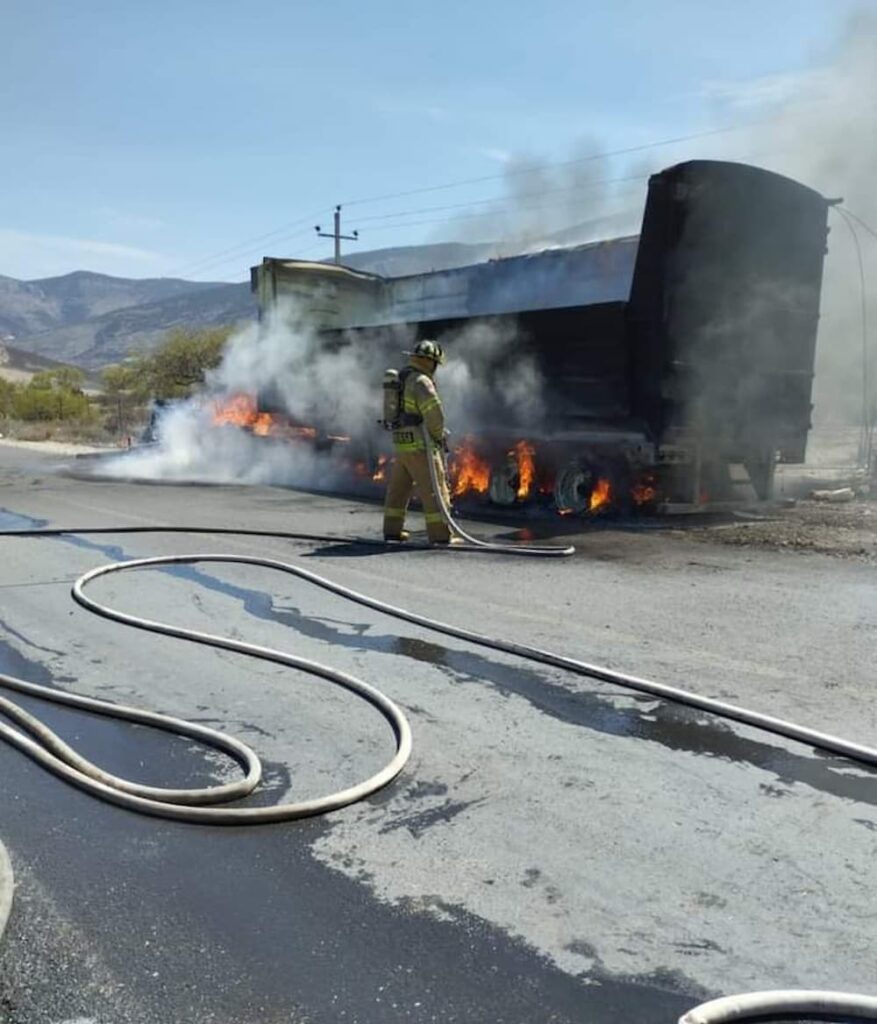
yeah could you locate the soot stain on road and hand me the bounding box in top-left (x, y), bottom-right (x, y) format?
top-left (378, 796), bottom-right (487, 838)
top-left (0, 755), bottom-right (711, 1023)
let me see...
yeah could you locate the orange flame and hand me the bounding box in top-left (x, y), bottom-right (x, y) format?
top-left (589, 477), bottom-right (612, 512)
top-left (213, 392), bottom-right (260, 428)
top-left (372, 455), bottom-right (388, 482)
top-left (510, 440), bottom-right (536, 500)
top-left (631, 474), bottom-right (658, 506)
top-left (451, 437), bottom-right (490, 497)
top-left (212, 393), bottom-right (317, 441)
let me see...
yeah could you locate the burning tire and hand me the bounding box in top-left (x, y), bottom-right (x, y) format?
top-left (487, 441), bottom-right (537, 506)
top-left (554, 461), bottom-right (614, 515)
top-left (488, 455), bottom-right (520, 506)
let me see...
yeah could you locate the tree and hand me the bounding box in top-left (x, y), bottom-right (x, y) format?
top-left (135, 326), bottom-right (233, 400)
top-left (0, 377), bottom-right (15, 418)
top-left (101, 363), bottom-right (140, 436)
top-left (19, 365), bottom-right (92, 421)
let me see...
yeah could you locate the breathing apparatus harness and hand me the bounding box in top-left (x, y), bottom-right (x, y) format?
top-left (380, 366), bottom-right (423, 432)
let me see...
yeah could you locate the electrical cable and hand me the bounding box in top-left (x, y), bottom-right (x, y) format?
top-left (339, 124), bottom-right (759, 210)
top-left (841, 208), bottom-right (877, 245)
top-left (166, 211), bottom-right (330, 280)
top-left (833, 207), bottom-right (873, 471)
top-left (167, 121), bottom-right (771, 279)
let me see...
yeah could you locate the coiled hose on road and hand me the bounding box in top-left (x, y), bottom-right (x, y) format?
top-left (1, 524), bottom-right (876, 1019)
top-left (1, 523), bottom-right (876, 819)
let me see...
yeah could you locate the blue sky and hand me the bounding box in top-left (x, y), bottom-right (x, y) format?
top-left (0, 0), bottom-right (872, 281)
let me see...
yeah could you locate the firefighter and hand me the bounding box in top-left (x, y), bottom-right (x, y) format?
top-left (383, 339), bottom-right (453, 544)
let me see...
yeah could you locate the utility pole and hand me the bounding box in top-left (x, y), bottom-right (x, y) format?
top-left (315, 205), bottom-right (359, 265)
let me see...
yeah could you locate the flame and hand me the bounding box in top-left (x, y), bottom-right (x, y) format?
top-left (213, 392), bottom-right (260, 428)
top-left (451, 437), bottom-right (490, 497)
top-left (211, 393), bottom-right (319, 441)
top-left (631, 474), bottom-right (658, 506)
top-left (288, 425), bottom-right (317, 439)
top-left (252, 413), bottom-right (274, 436)
top-left (510, 440), bottom-right (535, 500)
top-left (589, 477), bottom-right (612, 512)
top-left (373, 455), bottom-right (388, 482)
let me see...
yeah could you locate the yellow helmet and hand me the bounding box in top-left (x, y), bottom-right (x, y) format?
top-left (405, 339), bottom-right (445, 365)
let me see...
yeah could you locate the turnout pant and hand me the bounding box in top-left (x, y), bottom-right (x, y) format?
top-left (383, 449), bottom-right (451, 543)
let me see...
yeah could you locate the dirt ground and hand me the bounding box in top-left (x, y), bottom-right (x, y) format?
top-left (0, 437), bottom-right (114, 456)
top-left (678, 495), bottom-right (877, 562)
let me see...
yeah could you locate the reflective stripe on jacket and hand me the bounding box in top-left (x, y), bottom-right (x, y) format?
top-left (392, 366), bottom-right (445, 452)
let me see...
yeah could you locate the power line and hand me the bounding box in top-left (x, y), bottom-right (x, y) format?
top-left (834, 206), bottom-right (873, 470)
top-left (168, 224), bottom-right (318, 280)
top-left (841, 208), bottom-right (877, 245)
top-left (357, 189), bottom-right (645, 235)
top-left (166, 210), bottom-right (329, 279)
top-left (168, 178), bottom-right (646, 277)
top-left (352, 171), bottom-right (650, 225)
top-left (169, 121), bottom-right (756, 280)
top-left (338, 122), bottom-right (756, 209)
top-left (314, 206), bottom-right (359, 264)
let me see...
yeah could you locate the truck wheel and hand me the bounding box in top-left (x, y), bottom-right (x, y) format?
top-left (554, 461), bottom-right (611, 514)
top-left (488, 455), bottom-right (520, 506)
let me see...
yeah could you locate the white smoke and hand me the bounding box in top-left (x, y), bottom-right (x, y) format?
top-left (105, 10), bottom-right (875, 486)
top-left (439, 318), bottom-right (547, 431)
top-left (462, 11), bottom-right (876, 450)
top-left (100, 297), bottom-right (547, 486)
top-left (105, 400), bottom-right (336, 486)
top-left (439, 139), bottom-right (647, 255)
top-left (706, 11), bottom-right (877, 442)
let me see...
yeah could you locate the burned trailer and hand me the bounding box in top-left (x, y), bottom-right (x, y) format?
top-left (251, 160), bottom-right (830, 513)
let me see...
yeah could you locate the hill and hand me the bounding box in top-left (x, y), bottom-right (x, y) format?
top-left (0, 242), bottom-right (494, 369)
top-left (0, 270), bottom-right (226, 341)
top-left (0, 341), bottom-right (100, 386)
top-left (21, 282), bottom-right (254, 368)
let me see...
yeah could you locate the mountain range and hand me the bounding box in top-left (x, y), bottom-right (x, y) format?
top-left (0, 242), bottom-right (490, 370)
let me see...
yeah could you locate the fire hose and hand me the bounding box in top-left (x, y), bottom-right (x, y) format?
top-left (0, 524), bottom-right (876, 1017)
top-left (424, 428), bottom-right (575, 556)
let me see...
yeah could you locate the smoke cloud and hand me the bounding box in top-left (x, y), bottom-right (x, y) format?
top-left (440, 139), bottom-right (647, 255)
top-left (105, 9), bottom-right (875, 488)
top-left (707, 9), bottom-right (876, 443)
top-left (101, 297), bottom-right (548, 486)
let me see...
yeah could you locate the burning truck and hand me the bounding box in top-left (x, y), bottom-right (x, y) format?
top-left (240, 160), bottom-right (831, 514)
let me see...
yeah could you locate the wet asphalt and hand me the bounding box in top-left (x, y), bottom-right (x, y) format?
top-left (0, 445), bottom-right (874, 1024)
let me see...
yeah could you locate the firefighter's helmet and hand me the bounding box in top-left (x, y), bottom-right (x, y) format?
top-left (406, 339), bottom-right (445, 365)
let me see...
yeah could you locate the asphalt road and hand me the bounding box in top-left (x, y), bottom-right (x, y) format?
top-left (0, 444), bottom-right (874, 1024)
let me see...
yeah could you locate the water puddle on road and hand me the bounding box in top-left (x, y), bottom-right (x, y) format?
top-left (0, 508), bottom-right (47, 531)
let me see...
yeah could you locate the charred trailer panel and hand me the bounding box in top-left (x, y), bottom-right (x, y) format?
top-left (627, 160), bottom-right (830, 500)
top-left (250, 160), bottom-right (831, 512)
